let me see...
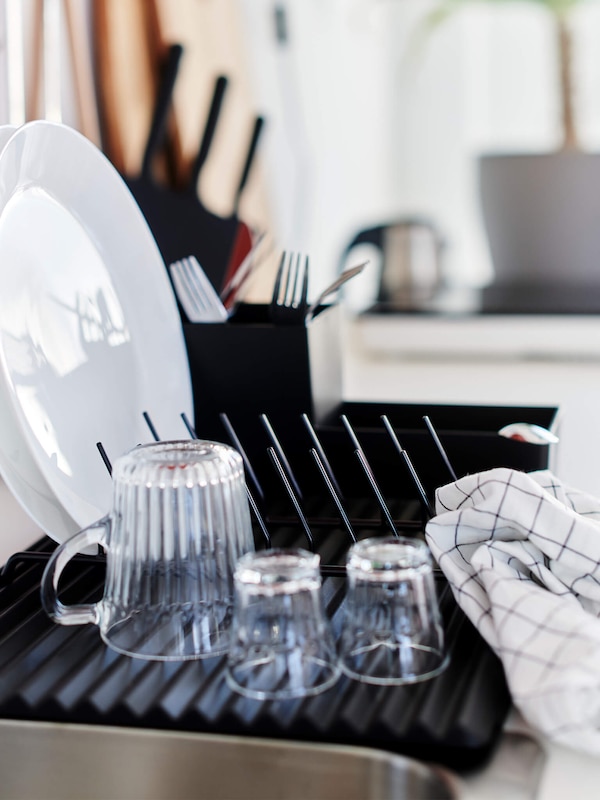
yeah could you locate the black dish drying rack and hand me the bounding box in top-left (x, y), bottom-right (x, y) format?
top-left (0, 401), bottom-right (557, 772)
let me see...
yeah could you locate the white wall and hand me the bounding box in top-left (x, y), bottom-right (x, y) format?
top-left (0, 0), bottom-right (94, 134)
top-left (237, 0), bottom-right (600, 306)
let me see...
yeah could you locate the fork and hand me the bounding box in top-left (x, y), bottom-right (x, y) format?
top-left (169, 256), bottom-right (228, 323)
top-left (269, 251), bottom-right (309, 325)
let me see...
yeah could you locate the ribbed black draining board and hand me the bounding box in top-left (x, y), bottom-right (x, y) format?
top-left (0, 533), bottom-right (510, 772)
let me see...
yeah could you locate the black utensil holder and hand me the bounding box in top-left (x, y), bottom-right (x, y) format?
top-left (183, 303), bottom-right (342, 452)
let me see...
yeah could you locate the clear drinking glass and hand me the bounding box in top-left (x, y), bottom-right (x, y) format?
top-left (226, 548), bottom-right (341, 700)
top-left (41, 440), bottom-right (255, 660)
top-left (338, 537), bottom-right (447, 685)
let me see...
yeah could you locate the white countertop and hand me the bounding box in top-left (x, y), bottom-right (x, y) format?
top-left (4, 313), bottom-right (600, 797)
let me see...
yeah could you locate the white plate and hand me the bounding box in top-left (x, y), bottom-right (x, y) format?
top-left (0, 121), bottom-right (194, 539)
top-left (0, 123), bottom-right (80, 544)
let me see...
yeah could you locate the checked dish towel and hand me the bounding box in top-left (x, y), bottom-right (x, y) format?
top-left (425, 467), bottom-right (600, 754)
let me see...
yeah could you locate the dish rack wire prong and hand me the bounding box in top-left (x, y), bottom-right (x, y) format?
top-left (0, 408), bottom-right (443, 586)
top-left (216, 411), bottom-right (440, 576)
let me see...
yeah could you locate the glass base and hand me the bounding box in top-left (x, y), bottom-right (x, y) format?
top-left (101, 603), bottom-right (232, 661)
top-left (340, 642), bottom-right (449, 686)
top-left (226, 653), bottom-right (341, 700)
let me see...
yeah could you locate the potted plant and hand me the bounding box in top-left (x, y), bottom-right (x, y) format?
top-left (429, 0), bottom-right (600, 294)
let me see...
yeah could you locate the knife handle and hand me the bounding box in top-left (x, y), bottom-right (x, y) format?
top-left (140, 43), bottom-right (183, 179)
top-left (233, 115), bottom-right (265, 214)
top-left (188, 74), bottom-right (228, 193)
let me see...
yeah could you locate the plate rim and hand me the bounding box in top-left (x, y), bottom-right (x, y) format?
top-left (0, 120), bottom-right (193, 539)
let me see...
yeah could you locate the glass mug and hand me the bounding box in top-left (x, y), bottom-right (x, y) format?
top-left (41, 440), bottom-right (255, 660)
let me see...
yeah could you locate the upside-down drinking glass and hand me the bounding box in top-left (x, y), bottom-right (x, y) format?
top-left (226, 548), bottom-right (341, 700)
top-left (338, 537), bottom-right (447, 685)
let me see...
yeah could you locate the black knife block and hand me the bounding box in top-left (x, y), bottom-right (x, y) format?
top-left (183, 303), bottom-right (343, 457)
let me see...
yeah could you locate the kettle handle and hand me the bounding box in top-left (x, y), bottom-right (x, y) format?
top-left (344, 226), bottom-right (384, 253)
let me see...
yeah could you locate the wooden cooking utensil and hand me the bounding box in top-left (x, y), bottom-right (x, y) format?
top-left (92, 0), bottom-right (158, 175)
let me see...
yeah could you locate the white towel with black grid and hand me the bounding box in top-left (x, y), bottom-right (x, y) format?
top-left (425, 467), bottom-right (600, 755)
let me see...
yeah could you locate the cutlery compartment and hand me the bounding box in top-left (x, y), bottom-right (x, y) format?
top-left (183, 302), bottom-right (343, 447)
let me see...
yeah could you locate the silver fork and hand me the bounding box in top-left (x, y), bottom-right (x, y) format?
top-left (269, 251), bottom-right (309, 325)
top-left (169, 256), bottom-right (228, 323)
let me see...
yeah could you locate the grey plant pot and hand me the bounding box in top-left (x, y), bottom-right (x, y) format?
top-left (479, 151), bottom-right (600, 286)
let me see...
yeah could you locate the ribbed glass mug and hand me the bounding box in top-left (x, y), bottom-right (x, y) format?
top-left (41, 440), bottom-right (255, 660)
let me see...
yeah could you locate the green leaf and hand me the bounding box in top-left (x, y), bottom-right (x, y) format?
top-left (424, 0), bottom-right (583, 24)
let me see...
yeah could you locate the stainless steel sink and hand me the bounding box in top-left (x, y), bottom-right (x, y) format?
top-left (0, 719), bottom-right (460, 800)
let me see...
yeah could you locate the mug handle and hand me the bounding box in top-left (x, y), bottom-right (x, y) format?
top-left (41, 516), bottom-right (110, 626)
